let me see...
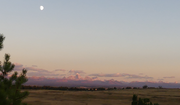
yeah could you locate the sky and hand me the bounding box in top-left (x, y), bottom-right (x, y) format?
top-left (0, 1), bottom-right (180, 86)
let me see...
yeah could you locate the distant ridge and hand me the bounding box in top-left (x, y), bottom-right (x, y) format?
top-left (24, 76), bottom-right (180, 88)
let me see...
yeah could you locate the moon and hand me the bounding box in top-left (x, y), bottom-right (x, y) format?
top-left (40, 6), bottom-right (44, 10)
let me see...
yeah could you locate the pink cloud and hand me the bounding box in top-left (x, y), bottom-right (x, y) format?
top-left (88, 73), bottom-right (121, 77)
top-left (31, 65), bottom-right (38, 67)
top-left (91, 76), bottom-right (99, 80)
top-left (13, 63), bottom-right (61, 77)
top-left (89, 73), bottom-right (153, 80)
top-left (157, 79), bottom-right (164, 81)
top-left (163, 76), bottom-right (175, 79)
top-left (69, 70), bottom-right (86, 75)
top-left (54, 69), bottom-right (66, 72)
top-left (13, 63), bottom-right (24, 71)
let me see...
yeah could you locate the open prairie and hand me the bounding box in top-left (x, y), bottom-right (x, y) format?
top-left (22, 89), bottom-right (180, 105)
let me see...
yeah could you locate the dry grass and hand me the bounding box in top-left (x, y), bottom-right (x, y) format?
top-left (22, 89), bottom-right (180, 105)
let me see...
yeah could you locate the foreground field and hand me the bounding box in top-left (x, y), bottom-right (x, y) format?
top-left (22, 89), bottom-right (180, 105)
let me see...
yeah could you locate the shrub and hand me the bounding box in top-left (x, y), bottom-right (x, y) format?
top-left (131, 94), bottom-right (159, 105)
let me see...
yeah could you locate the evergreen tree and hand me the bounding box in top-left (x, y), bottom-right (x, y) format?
top-left (142, 85), bottom-right (148, 89)
top-left (0, 34), bottom-right (29, 105)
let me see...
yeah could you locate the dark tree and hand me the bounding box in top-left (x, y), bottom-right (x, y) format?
top-left (158, 86), bottom-right (162, 89)
top-left (0, 34), bottom-right (29, 105)
top-left (142, 85), bottom-right (148, 89)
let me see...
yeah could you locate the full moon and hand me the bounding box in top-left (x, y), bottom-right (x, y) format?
top-left (40, 6), bottom-right (44, 10)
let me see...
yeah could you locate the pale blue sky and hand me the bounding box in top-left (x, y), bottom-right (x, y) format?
top-left (0, 0), bottom-right (180, 82)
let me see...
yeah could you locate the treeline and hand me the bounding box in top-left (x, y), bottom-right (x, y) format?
top-left (21, 85), bottom-right (161, 91)
top-left (21, 85), bottom-right (118, 91)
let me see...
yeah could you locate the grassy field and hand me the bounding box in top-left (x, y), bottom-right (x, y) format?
top-left (22, 89), bottom-right (180, 105)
